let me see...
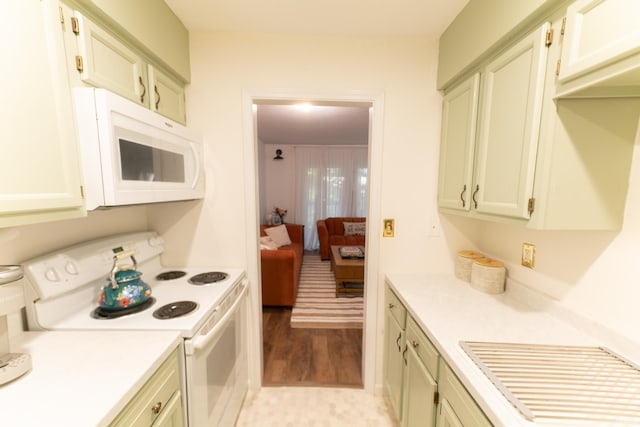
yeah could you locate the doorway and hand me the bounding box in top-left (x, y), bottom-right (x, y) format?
top-left (256, 100), bottom-right (369, 387)
top-left (242, 90), bottom-right (384, 393)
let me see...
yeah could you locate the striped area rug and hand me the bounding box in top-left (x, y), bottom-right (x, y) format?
top-left (290, 254), bottom-right (364, 329)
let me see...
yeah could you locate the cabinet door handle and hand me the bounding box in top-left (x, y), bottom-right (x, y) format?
top-left (411, 340), bottom-right (419, 349)
top-left (396, 332), bottom-right (402, 352)
top-left (388, 303), bottom-right (395, 309)
top-left (472, 184), bottom-right (479, 209)
top-left (151, 401), bottom-right (162, 414)
top-left (139, 76), bottom-right (146, 103)
top-left (460, 184), bottom-right (467, 207)
top-left (154, 85), bottom-right (161, 109)
top-left (402, 344), bottom-right (408, 365)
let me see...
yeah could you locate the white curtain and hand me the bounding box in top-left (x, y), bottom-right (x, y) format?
top-left (294, 146), bottom-right (368, 250)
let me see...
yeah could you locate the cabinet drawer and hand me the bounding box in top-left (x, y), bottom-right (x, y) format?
top-left (438, 361), bottom-right (493, 427)
top-left (110, 348), bottom-right (182, 427)
top-left (385, 286), bottom-right (406, 328)
top-left (406, 316), bottom-right (438, 380)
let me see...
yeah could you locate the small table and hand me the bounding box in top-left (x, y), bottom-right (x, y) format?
top-left (330, 246), bottom-right (365, 297)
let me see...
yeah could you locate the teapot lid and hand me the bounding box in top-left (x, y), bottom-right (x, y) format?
top-left (108, 268), bottom-right (142, 284)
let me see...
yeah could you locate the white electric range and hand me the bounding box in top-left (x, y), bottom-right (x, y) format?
top-left (21, 231), bottom-right (248, 427)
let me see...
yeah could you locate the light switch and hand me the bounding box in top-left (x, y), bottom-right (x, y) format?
top-left (383, 219), bottom-right (394, 237)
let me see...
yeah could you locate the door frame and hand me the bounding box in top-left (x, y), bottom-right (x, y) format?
top-left (241, 89), bottom-right (385, 393)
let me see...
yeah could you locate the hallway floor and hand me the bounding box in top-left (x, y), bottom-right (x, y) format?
top-left (235, 386), bottom-right (398, 426)
top-left (262, 306), bottom-right (362, 386)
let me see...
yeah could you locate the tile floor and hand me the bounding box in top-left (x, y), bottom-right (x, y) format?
top-left (235, 386), bottom-right (398, 426)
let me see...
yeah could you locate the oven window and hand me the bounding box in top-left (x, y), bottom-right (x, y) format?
top-left (119, 139), bottom-right (185, 182)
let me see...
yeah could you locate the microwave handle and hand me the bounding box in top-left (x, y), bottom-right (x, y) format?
top-left (185, 280), bottom-right (247, 355)
top-left (190, 142), bottom-right (201, 189)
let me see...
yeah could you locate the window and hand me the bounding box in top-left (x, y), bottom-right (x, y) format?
top-left (295, 146), bottom-right (368, 250)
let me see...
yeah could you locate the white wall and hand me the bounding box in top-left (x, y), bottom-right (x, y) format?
top-left (166, 31), bottom-right (469, 273)
top-left (261, 144), bottom-right (296, 224)
top-left (0, 207), bottom-right (149, 264)
top-left (468, 123), bottom-right (640, 343)
top-left (149, 31), bottom-right (474, 390)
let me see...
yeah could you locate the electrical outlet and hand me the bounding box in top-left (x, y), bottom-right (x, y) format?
top-left (383, 219), bottom-right (394, 237)
top-left (522, 243), bottom-right (535, 268)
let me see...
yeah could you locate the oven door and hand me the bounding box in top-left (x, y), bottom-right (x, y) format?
top-left (184, 282), bottom-right (248, 427)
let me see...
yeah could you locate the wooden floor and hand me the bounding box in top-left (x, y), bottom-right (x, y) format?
top-left (262, 306), bottom-right (363, 387)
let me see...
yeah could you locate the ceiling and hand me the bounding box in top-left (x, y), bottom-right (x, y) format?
top-left (164, 0), bottom-right (469, 146)
top-left (164, 0), bottom-right (469, 37)
top-left (256, 103), bottom-right (371, 146)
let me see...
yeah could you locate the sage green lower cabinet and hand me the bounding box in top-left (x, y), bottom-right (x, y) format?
top-left (384, 287), bottom-right (406, 421)
top-left (401, 317), bottom-right (438, 427)
top-left (437, 362), bottom-right (492, 427)
top-left (110, 348), bottom-right (184, 427)
top-left (384, 283), bottom-right (494, 427)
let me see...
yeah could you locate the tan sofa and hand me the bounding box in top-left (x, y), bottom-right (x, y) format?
top-left (316, 217), bottom-right (366, 260)
top-left (260, 224), bottom-right (304, 306)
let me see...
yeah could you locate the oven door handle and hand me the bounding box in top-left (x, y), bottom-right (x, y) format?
top-left (185, 280), bottom-right (247, 356)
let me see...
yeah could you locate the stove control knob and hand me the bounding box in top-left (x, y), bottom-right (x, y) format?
top-left (45, 268), bottom-right (60, 282)
top-left (65, 262), bottom-right (78, 275)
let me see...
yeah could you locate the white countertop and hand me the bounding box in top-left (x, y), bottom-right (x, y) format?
top-left (0, 330), bottom-right (182, 427)
top-left (385, 273), bottom-right (640, 427)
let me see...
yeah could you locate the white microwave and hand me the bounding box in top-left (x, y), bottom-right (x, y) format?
top-left (74, 88), bottom-right (204, 210)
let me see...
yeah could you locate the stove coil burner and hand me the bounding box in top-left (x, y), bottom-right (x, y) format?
top-left (92, 298), bottom-right (155, 320)
top-left (153, 301), bottom-right (199, 319)
top-left (155, 270), bottom-right (187, 281)
top-left (188, 272), bottom-right (228, 285)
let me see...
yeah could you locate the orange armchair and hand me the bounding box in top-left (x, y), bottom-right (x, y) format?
top-left (260, 224), bottom-right (304, 306)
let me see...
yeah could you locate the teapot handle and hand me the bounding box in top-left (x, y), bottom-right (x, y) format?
top-left (109, 251), bottom-right (138, 289)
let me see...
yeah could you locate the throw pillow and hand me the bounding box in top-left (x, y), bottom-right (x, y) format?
top-left (344, 222), bottom-right (366, 236)
top-left (259, 236), bottom-right (278, 250)
top-left (264, 224), bottom-right (292, 247)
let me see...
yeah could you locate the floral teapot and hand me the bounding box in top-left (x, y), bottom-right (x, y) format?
top-left (98, 250), bottom-right (152, 310)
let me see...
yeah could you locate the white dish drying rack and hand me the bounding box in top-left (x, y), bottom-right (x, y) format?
top-left (460, 341), bottom-right (640, 425)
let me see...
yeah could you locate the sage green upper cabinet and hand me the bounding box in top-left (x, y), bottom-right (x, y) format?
top-left (0, 0), bottom-right (85, 228)
top-left (79, 0), bottom-right (190, 82)
top-left (149, 65), bottom-right (187, 124)
top-left (438, 74), bottom-right (480, 212)
top-left (75, 12), bottom-right (147, 106)
top-left (61, 0), bottom-right (189, 124)
top-left (474, 23), bottom-right (550, 219)
top-left (437, 0), bottom-right (559, 89)
top-left (438, 1), bottom-right (639, 230)
top-left (438, 24), bottom-right (550, 220)
top-left (556, 0), bottom-right (640, 97)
